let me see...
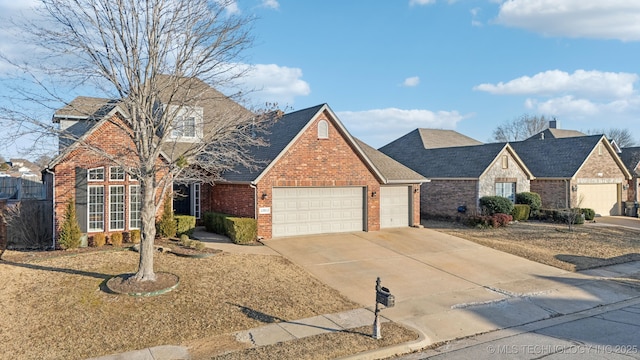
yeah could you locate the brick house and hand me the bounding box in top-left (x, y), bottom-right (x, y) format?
top-left (205, 104), bottom-right (427, 239)
top-left (619, 147), bottom-right (640, 208)
top-left (511, 135), bottom-right (631, 216)
top-left (379, 129), bottom-right (534, 218)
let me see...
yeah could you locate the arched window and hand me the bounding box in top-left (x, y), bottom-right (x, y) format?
top-left (318, 120), bottom-right (329, 139)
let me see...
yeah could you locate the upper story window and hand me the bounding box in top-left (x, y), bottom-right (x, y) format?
top-left (318, 120), bottom-right (329, 139)
top-left (109, 166), bottom-right (125, 181)
top-left (501, 155), bottom-right (509, 169)
top-left (168, 105), bottom-right (203, 141)
top-left (88, 167), bottom-right (104, 181)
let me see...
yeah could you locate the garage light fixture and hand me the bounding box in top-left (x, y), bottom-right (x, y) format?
top-left (261, 192), bottom-right (268, 200)
top-left (623, 184), bottom-right (629, 190)
top-left (571, 185), bottom-right (578, 192)
top-left (371, 191), bottom-right (377, 198)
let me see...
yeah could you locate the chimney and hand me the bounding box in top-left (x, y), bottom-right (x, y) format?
top-left (549, 118), bottom-right (558, 129)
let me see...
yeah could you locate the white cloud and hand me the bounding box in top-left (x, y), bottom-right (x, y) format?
top-left (337, 108), bottom-right (469, 148)
top-left (261, 0), bottom-right (279, 9)
top-left (237, 63), bottom-right (310, 106)
top-left (402, 76), bottom-right (420, 87)
top-left (474, 70), bottom-right (638, 99)
top-left (496, 0), bottom-right (640, 41)
top-left (409, 0), bottom-right (435, 6)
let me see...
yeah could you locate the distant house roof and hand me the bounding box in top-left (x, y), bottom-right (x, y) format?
top-left (382, 129), bottom-right (482, 151)
top-left (511, 135), bottom-right (630, 179)
top-left (380, 140), bottom-right (529, 179)
top-left (525, 128), bottom-right (587, 141)
top-left (221, 104), bottom-right (427, 184)
top-left (53, 96), bottom-right (120, 121)
top-left (619, 147), bottom-right (640, 175)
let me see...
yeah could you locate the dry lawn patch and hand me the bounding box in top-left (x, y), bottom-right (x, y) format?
top-left (0, 250), bottom-right (367, 360)
top-left (423, 220), bottom-right (640, 271)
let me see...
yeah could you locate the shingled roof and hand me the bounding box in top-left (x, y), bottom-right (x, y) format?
top-left (510, 135), bottom-right (610, 178)
top-left (619, 147), bottom-right (640, 176)
top-left (380, 140), bottom-right (519, 179)
top-left (381, 129), bottom-right (482, 151)
top-left (221, 104), bottom-right (427, 184)
top-left (525, 128), bottom-right (587, 141)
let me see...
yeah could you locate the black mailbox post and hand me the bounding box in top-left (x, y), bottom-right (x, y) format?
top-left (373, 277), bottom-right (395, 339)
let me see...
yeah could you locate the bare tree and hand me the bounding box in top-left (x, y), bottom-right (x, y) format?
top-left (0, 0), bottom-right (272, 281)
top-left (586, 128), bottom-right (636, 147)
top-left (492, 114), bottom-right (550, 142)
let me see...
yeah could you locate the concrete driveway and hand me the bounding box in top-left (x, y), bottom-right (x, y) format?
top-left (266, 227), bottom-right (640, 344)
top-left (592, 215), bottom-right (640, 230)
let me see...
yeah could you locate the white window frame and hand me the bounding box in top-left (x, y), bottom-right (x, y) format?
top-left (88, 167), bottom-right (105, 182)
top-left (191, 183), bottom-right (201, 219)
top-left (129, 185), bottom-right (141, 230)
top-left (88, 185), bottom-right (104, 232)
top-left (168, 105), bottom-right (203, 141)
top-left (318, 120), bottom-right (329, 139)
top-left (109, 185), bottom-right (125, 231)
top-left (109, 166), bottom-right (125, 181)
top-left (495, 182), bottom-right (516, 203)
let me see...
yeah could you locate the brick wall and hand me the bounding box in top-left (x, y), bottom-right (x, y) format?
top-left (531, 180), bottom-right (570, 208)
top-left (202, 183), bottom-right (255, 218)
top-left (478, 149), bottom-right (531, 197)
top-left (52, 115), bottom-right (167, 244)
top-left (422, 179), bottom-right (478, 218)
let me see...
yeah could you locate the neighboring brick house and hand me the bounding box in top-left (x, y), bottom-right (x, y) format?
top-left (380, 130), bottom-right (533, 218)
top-left (616, 147), bottom-right (640, 209)
top-left (511, 135), bottom-right (631, 216)
top-left (205, 104), bottom-right (427, 239)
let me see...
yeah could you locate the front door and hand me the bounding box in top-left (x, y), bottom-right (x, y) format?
top-left (173, 184), bottom-right (191, 215)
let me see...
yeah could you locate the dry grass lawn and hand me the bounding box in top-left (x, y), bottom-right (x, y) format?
top-left (0, 249), bottom-right (416, 360)
top-left (423, 220), bottom-right (640, 271)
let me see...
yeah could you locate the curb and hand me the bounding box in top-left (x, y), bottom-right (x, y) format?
top-left (337, 324), bottom-right (432, 360)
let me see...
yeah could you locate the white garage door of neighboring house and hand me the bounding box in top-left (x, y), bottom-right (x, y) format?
top-left (577, 183), bottom-right (620, 216)
top-left (381, 186), bottom-right (410, 228)
top-left (272, 187), bottom-right (365, 237)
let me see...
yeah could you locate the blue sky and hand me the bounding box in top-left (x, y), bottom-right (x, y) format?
top-left (1, 0), bottom-right (640, 158)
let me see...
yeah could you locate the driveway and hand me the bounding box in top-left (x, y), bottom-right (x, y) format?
top-left (266, 227), bottom-right (640, 344)
top-left (592, 215), bottom-right (640, 230)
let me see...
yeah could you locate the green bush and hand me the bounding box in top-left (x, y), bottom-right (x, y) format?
top-left (479, 196), bottom-right (514, 215)
top-left (192, 240), bottom-right (205, 251)
top-left (58, 198), bottom-right (82, 250)
top-left (581, 208), bottom-right (595, 221)
top-left (156, 195), bottom-right (176, 238)
top-left (175, 215), bottom-right (196, 236)
top-left (224, 217), bottom-right (257, 244)
top-left (203, 212), bottom-right (229, 234)
top-left (91, 233), bottom-right (106, 247)
top-left (515, 192), bottom-right (542, 212)
top-left (130, 229), bottom-right (141, 244)
top-left (179, 234), bottom-right (190, 246)
top-left (110, 232), bottom-right (123, 247)
top-left (511, 204), bottom-right (531, 221)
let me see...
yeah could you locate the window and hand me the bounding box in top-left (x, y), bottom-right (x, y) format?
top-left (129, 185), bottom-right (141, 229)
top-left (88, 167), bottom-right (104, 181)
top-left (109, 186), bottom-right (125, 230)
top-left (110, 166), bottom-right (125, 181)
top-left (318, 120), bottom-right (329, 139)
top-left (598, 144), bottom-right (603, 156)
top-left (88, 186), bottom-right (104, 231)
top-left (192, 183), bottom-right (201, 219)
top-left (496, 182), bottom-right (516, 203)
top-left (172, 116), bottom-right (197, 138)
top-left (501, 155), bottom-right (508, 169)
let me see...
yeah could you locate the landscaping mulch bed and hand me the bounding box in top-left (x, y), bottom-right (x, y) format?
top-left (423, 219), bottom-right (640, 271)
top-left (106, 272), bottom-right (180, 295)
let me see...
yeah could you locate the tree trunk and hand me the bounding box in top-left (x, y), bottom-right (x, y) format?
top-left (135, 177), bottom-right (158, 281)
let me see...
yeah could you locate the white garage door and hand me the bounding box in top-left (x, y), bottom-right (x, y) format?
top-left (577, 183), bottom-right (619, 216)
top-left (272, 187), bottom-right (364, 237)
top-left (381, 186), bottom-right (410, 228)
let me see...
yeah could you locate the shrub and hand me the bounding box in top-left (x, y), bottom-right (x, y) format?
top-left (581, 208), bottom-right (595, 221)
top-left (224, 217), bottom-right (257, 244)
top-left (179, 234), bottom-right (190, 246)
top-left (511, 204), bottom-right (531, 221)
top-left (130, 229), bottom-right (141, 244)
top-left (515, 192), bottom-right (542, 212)
top-left (479, 196), bottom-right (514, 215)
top-left (92, 233), bottom-right (106, 247)
top-left (110, 232), bottom-right (123, 247)
top-left (156, 195), bottom-right (176, 238)
top-left (192, 240), bottom-right (205, 251)
top-left (58, 198), bottom-right (82, 250)
top-left (493, 213), bottom-right (513, 227)
top-left (203, 212), bottom-right (229, 234)
top-left (175, 215), bottom-right (196, 236)
top-left (466, 213), bottom-right (512, 228)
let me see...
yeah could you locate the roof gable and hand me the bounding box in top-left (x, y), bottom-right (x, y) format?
top-left (525, 128), bottom-right (587, 141)
top-left (619, 146), bottom-right (640, 175)
top-left (418, 129), bottom-right (483, 149)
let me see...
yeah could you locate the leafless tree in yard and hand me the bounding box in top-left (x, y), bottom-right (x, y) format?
top-left (586, 128), bottom-right (636, 147)
top-left (492, 114), bottom-right (550, 142)
top-left (0, 0), bottom-right (273, 281)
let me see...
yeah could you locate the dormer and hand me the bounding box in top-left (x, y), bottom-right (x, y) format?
top-left (166, 105), bottom-right (204, 143)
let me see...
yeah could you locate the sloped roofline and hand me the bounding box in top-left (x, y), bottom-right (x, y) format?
top-left (572, 135), bottom-right (632, 180)
top-left (478, 143), bottom-right (536, 180)
top-left (252, 104), bottom-right (425, 185)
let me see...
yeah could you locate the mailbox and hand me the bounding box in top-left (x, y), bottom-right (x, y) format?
top-left (376, 286), bottom-right (395, 308)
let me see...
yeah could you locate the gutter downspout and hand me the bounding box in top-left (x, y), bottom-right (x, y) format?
top-left (45, 168), bottom-right (56, 249)
top-left (565, 179), bottom-right (570, 208)
top-left (250, 183), bottom-right (258, 220)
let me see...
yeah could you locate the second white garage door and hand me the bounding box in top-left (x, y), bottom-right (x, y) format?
top-left (272, 187), bottom-right (364, 237)
top-left (381, 186), bottom-right (410, 228)
top-left (576, 183), bottom-right (620, 216)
